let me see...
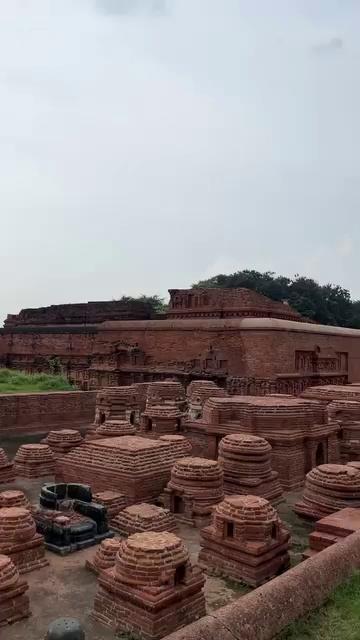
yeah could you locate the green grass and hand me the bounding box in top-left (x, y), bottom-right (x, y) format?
top-left (0, 368), bottom-right (73, 393)
top-left (277, 571), bottom-right (360, 639)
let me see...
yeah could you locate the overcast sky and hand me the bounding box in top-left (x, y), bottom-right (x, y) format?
top-left (1, 0), bottom-right (360, 321)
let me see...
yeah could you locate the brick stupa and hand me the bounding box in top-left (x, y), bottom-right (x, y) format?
top-left (41, 429), bottom-right (83, 457)
top-left (14, 444), bottom-right (55, 478)
top-left (218, 434), bottom-right (283, 505)
top-left (95, 420), bottom-right (137, 438)
top-left (56, 436), bottom-right (188, 504)
top-left (163, 457), bottom-right (224, 527)
top-left (91, 531), bottom-right (206, 638)
top-left (111, 503), bottom-right (177, 537)
top-left (0, 554), bottom-right (31, 627)
top-left (93, 491), bottom-right (127, 523)
top-left (199, 495), bottom-right (290, 587)
top-left (93, 386), bottom-right (139, 428)
top-left (187, 380), bottom-right (228, 419)
top-left (0, 507), bottom-right (48, 574)
top-left (86, 538), bottom-right (122, 575)
top-left (0, 448), bottom-right (15, 485)
top-left (0, 490), bottom-right (30, 510)
top-left (146, 381), bottom-right (186, 411)
top-left (158, 434), bottom-right (192, 458)
top-left (140, 405), bottom-right (184, 436)
top-left (294, 463), bottom-right (360, 520)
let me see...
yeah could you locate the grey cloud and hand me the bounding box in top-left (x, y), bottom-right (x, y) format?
top-left (95, 0), bottom-right (167, 16)
top-left (312, 37), bottom-right (343, 54)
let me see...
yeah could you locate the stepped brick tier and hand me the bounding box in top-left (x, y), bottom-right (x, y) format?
top-left (327, 399), bottom-right (360, 423)
top-left (41, 429), bottom-right (83, 457)
top-left (0, 554), bottom-right (30, 627)
top-left (339, 421), bottom-right (360, 463)
top-left (0, 491), bottom-right (30, 510)
top-left (93, 491), bottom-right (127, 522)
top-left (86, 537), bottom-right (122, 575)
top-left (34, 483), bottom-right (113, 555)
top-left (140, 405), bottom-right (184, 437)
top-left (294, 463), bottom-right (360, 520)
top-left (93, 386), bottom-right (139, 430)
top-left (95, 420), bottom-right (137, 438)
top-left (218, 434), bottom-right (284, 505)
top-left (188, 395), bottom-right (340, 489)
top-left (146, 381), bottom-right (187, 411)
top-left (111, 503), bottom-right (177, 537)
top-left (158, 435), bottom-right (192, 459)
top-left (301, 384), bottom-right (360, 403)
top-left (303, 507), bottom-right (360, 559)
top-left (0, 507), bottom-right (48, 574)
top-left (199, 495), bottom-right (290, 587)
top-left (56, 436), bottom-right (191, 504)
top-left (187, 380), bottom-right (228, 419)
top-left (0, 448), bottom-right (15, 485)
top-left (14, 444), bottom-right (55, 478)
top-left (163, 457), bottom-right (224, 527)
top-left (91, 531), bottom-right (206, 639)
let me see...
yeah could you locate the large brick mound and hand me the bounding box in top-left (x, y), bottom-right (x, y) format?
top-left (14, 444), bottom-right (55, 478)
top-left (294, 463), bottom-right (360, 520)
top-left (91, 531), bottom-right (206, 639)
top-left (0, 554), bottom-right (31, 627)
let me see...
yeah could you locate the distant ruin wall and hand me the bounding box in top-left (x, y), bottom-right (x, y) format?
top-left (165, 530), bottom-right (360, 640)
top-left (0, 391), bottom-right (96, 436)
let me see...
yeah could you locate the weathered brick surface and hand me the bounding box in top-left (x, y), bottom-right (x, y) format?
top-left (93, 491), bottom-right (127, 521)
top-left (14, 444), bottom-right (55, 478)
top-left (111, 503), bottom-right (177, 536)
top-left (0, 448), bottom-right (15, 485)
top-left (303, 507), bottom-right (360, 559)
top-left (0, 490), bottom-right (30, 510)
top-left (0, 507), bottom-right (48, 574)
top-left (294, 463), bottom-right (360, 520)
top-left (86, 538), bottom-right (122, 575)
top-left (41, 429), bottom-right (83, 457)
top-left (0, 554), bottom-right (30, 627)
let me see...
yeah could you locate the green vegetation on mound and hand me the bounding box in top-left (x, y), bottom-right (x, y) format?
top-left (0, 368), bottom-right (73, 393)
top-left (277, 571), bottom-right (360, 639)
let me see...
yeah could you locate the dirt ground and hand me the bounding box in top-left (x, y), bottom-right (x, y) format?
top-left (1, 436), bottom-right (314, 640)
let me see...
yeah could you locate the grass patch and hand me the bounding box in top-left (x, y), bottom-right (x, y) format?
top-left (276, 570), bottom-right (360, 639)
top-left (0, 368), bottom-right (73, 393)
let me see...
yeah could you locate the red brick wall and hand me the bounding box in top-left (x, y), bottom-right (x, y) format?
top-left (0, 391), bottom-right (96, 436)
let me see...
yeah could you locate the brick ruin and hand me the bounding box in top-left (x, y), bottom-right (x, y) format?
top-left (94, 419), bottom-right (137, 438)
top-left (41, 429), bottom-right (83, 457)
top-left (0, 490), bottom-right (30, 510)
top-left (188, 395), bottom-right (340, 489)
top-left (14, 444), bottom-right (55, 478)
top-left (91, 531), bottom-right (206, 639)
top-left (294, 463), bottom-right (360, 520)
top-left (0, 448), bottom-right (15, 484)
top-left (146, 381), bottom-right (187, 410)
top-left (86, 537), bottom-right (122, 575)
top-left (303, 507), bottom-right (360, 559)
top-left (92, 386), bottom-right (139, 429)
top-left (140, 405), bottom-right (184, 437)
top-left (111, 503), bottom-right (177, 536)
top-left (0, 554), bottom-right (30, 627)
top-left (93, 491), bottom-right (127, 523)
top-left (163, 457), bottom-right (224, 527)
top-left (186, 380), bottom-right (228, 419)
top-left (218, 434), bottom-right (283, 505)
top-left (199, 495), bottom-right (290, 587)
top-left (0, 507), bottom-right (48, 574)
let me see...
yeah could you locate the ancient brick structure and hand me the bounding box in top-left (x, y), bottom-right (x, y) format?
top-left (199, 495), bottom-right (290, 587)
top-left (111, 503), bottom-right (177, 536)
top-left (56, 436), bottom-right (186, 504)
top-left (218, 434), bottom-right (283, 505)
top-left (86, 537), bottom-right (122, 575)
top-left (0, 507), bottom-right (48, 574)
top-left (94, 419), bottom-right (136, 438)
top-left (93, 491), bottom-right (127, 522)
top-left (294, 463), bottom-right (360, 520)
top-left (186, 380), bottom-right (228, 419)
top-left (189, 395), bottom-right (340, 489)
top-left (0, 448), bottom-right (15, 484)
top-left (91, 531), bottom-right (206, 638)
top-left (0, 554), bottom-right (30, 627)
top-left (303, 507), bottom-right (360, 559)
top-left (41, 429), bottom-right (83, 457)
top-left (302, 384), bottom-right (360, 403)
top-left (14, 444), bottom-right (55, 478)
top-left (146, 381), bottom-right (186, 411)
top-left (140, 405), bottom-right (184, 436)
top-left (93, 386), bottom-right (139, 428)
top-left (0, 490), bottom-right (30, 510)
top-left (158, 435), bottom-right (192, 458)
top-left (163, 457), bottom-right (224, 527)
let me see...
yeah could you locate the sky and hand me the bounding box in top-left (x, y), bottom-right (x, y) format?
top-left (1, 0), bottom-right (360, 321)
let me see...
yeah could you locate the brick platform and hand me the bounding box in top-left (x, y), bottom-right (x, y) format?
top-left (0, 491), bottom-right (30, 510)
top-left (199, 495), bottom-right (290, 587)
top-left (158, 435), bottom-right (192, 458)
top-left (93, 491), bottom-right (127, 522)
top-left (0, 507), bottom-right (48, 574)
top-left (111, 503), bottom-right (177, 536)
top-left (294, 463), bottom-right (360, 520)
top-left (218, 434), bottom-right (284, 505)
top-left (91, 531), bottom-right (205, 639)
top-left (41, 429), bottom-right (83, 457)
top-left (303, 507), bottom-right (360, 559)
top-left (86, 537), bottom-right (122, 575)
top-left (0, 554), bottom-right (30, 627)
top-left (95, 420), bottom-right (137, 438)
top-left (14, 444), bottom-right (55, 478)
top-left (0, 448), bottom-right (15, 484)
top-left (140, 405), bottom-right (184, 437)
top-left (163, 457), bottom-right (224, 527)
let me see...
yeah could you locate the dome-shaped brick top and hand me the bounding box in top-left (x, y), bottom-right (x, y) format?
top-left (219, 434), bottom-right (272, 455)
top-left (93, 538), bottom-right (122, 571)
top-left (115, 531), bottom-right (188, 586)
top-left (97, 386), bottom-right (138, 402)
top-left (14, 443), bottom-right (54, 463)
top-left (215, 495), bottom-right (276, 523)
top-left (96, 420), bottom-right (136, 437)
top-left (295, 463), bottom-right (360, 520)
top-left (172, 457), bottom-right (222, 482)
top-left (0, 490), bottom-right (30, 510)
top-left (0, 554), bottom-right (20, 592)
top-left (46, 429), bottom-right (83, 446)
top-left (0, 507), bottom-right (36, 543)
top-left (308, 464), bottom-right (360, 489)
top-left (0, 448), bottom-right (10, 466)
